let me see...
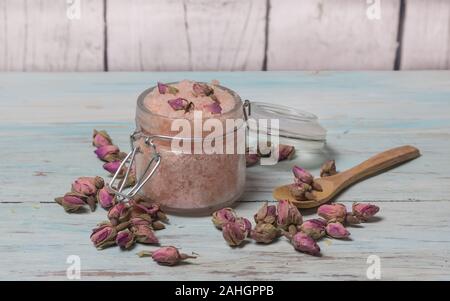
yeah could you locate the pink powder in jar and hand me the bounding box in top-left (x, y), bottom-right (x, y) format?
top-left (134, 80), bottom-right (246, 215)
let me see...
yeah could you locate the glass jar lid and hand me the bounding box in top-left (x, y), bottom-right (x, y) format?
top-left (248, 101), bottom-right (327, 142)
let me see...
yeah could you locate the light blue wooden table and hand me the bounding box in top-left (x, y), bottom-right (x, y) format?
top-left (1, 71), bottom-right (449, 280)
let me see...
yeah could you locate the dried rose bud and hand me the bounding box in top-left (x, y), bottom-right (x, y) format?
top-left (317, 203), bottom-right (347, 223)
top-left (71, 176), bottom-right (104, 196)
top-left (158, 82), bottom-right (178, 95)
top-left (222, 222), bottom-right (247, 246)
top-left (246, 153), bottom-right (260, 167)
top-left (352, 203), bottom-right (380, 221)
top-left (132, 224), bottom-right (159, 244)
top-left (116, 229), bottom-right (136, 249)
top-left (320, 160), bottom-right (337, 177)
top-left (193, 82), bottom-right (214, 96)
top-left (129, 214), bottom-right (152, 226)
top-left (254, 202), bottom-right (277, 225)
top-left (138, 246), bottom-right (196, 266)
top-left (205, 101), bottom-right (222, 114)
top-left (345, 213), bottom-right (361, 225)
top-left (103, 161), bottom-right (125, 177)
top-left (130, 199), bottom-right (168, 222)
top-left (277, 200), bottom-right (303, 230)
top-left (152, 221), bottom-right (166, 231)
top-left (96, 187), bottom-right (117, 209)
top-left (55, 192), bottom-right (89, 213)
top-left (95, 145), bottom-right (121, 162)
top-left (299, 219), bottom-right (327, 240)
top-left (251, 223), bottom-right (279, 244)
top-left (211, 207), bottom-right (237, 229)
top-left (92, 129), bottom-right (113, 148)
top-left (292, 166), bottom-right (314, 185)
top-left (236, 217), bottom-right (252, 235)
top-left (289, 183), bottom-right (312, 201)
top-left (108, 202), bottom-right (130, 226)
top-left (278, 144), bottom-right (295, 161)
top-left (326, 222), bottom-right (350, 239)
top-left (290, 232), bottom-right (321, 256)
top-left (90, 223), bottom-right (117, 249)
top-left (168, 98), bottom-right (189, 111)
top-left (312, 181), bottom-right (323, 192)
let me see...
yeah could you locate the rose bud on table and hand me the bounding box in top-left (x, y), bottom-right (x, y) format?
top-left (55, 192), bottom-right (90, 213)
top-left (116, 229), bottom-right (136, 249)
top-left (96, 187), bottom-right (117, 210)
top-left (92, 129), bottom-right (113, 148)
top-left (107, 202), bottom-right (130, 226)
top-left (94, 145), bottom-right (121, 162)
top-left (211, 207), bottom-right (237, 229)
top-left (299, 219), bottom-right (327, 240)
top-left (251, 223), bottom-right (279, 244)
top-left (277, 200), bottom-right (303, 235)
top-left (278, 144), bottom-right (295, 161)
top-left (137, 246), bottom-right (196, 266)
top-left (71, 176), bottom-right (104, 196)
top-left (288, 232), bottom-right (321, 256)
top-left (222, 222), bottom-right (248, 247)
top-left (90, 222), bottom-right (117, 250)
top-left (317, 203), bottom-right (347, 223)
top-left (325, 222), bottom-right (350, 239)
top-left (254, 202), bottom-right (277, 225)
top-left (352, 203), bottom-right (380, 221)
top-left (132, 224), bottom-right (159, 244)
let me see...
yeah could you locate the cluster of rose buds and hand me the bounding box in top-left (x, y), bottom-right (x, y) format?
top-left (212, 208), bottom-right (252, 246)
top-left (320, 160), bottom-right (337, 177)
top-left (92, 129), bottom-right (136, 188)
top-left (55, 176), bottom-right (110, 212)
top-left (289, 166), bottom-right (323, 201)
top-left (137, 246), bottom-right (196, 266)
top-left (90, 196), bottom-right (169, 250)
top-left (245, 144), bottom-right (296, 167)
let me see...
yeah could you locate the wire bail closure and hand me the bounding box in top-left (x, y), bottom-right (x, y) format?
top-left (107, 131), bottom-right (161, 201)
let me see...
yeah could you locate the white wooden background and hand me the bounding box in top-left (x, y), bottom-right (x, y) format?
top-left (1, 0), bottom-right (450, 71)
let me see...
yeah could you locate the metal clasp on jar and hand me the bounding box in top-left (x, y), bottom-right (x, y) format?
top-left (107, 131), bottom-right (161, 201)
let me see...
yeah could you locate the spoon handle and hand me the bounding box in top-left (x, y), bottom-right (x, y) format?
top-left (336, 145), bottom-right (421, 187)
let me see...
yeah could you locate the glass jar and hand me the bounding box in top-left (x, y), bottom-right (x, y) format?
top-left (126, 83), bottom-right (246, 215)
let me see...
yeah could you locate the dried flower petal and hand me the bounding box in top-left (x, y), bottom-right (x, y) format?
top-left (193, 82), bottom-right (214, 96)
top-left (90, 223), bottom-right (117, 249)
top-left (235, 217), bottom-right (252, 235)
top-left (326, 222), bottom-right (350, 239)
top-left (352, 203), bottom-right (380, 221)
top-left (129, 214), bottom-right (153, 226)
top-left (277, 200), bottom-right (303, 230)
top-left (96, 187), bottom-right (117, 209)
top-left (292, 166), bottom-right (314, 185)
top-left (158, 82), bottom-right (178, 95)
top-left (95, 145), bottom-right (121, 162)
top-left (345, 213), bottom-right (361, 225)
top-left (254, 202), bottom-right (277, 225)
top-left (222, 222), bottom-right (247, 246)
top-left (211, 207), bottom-right (237, 229)
top-left (71, 176), bottom-right (104, 196)
top-left (116, 229), bottom-right (136, 249)
top-left (92, 129), bottom-right (113, 148)
top-left (251, 223), bottom-right (279, 244)
top-left (290, 232), bottom-right (321, 256)
top-left (138, 246), bottom-right (196, 266)
top-left (132, 224), bottom-right (159, 244)
top-left (168, 98), bottom-right (189, 111)
top-left (317, 203), bottom-right (347, 223)
top-left (103, 161), bottom-right (125, 177)
top-left (205, 101), bottom-right (222, 114)
top-left (108, 202), bottom-right (130, 226)
top-left (299, 219), bottom-right (327, 240)
top-left (320, 160), bottom-right (337, 177)
top-left (55, 192), bottom-right (88, 213)
top-left (278, 144), bottom-right (295, 161)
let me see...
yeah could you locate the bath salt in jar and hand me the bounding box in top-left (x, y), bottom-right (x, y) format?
top-left (109, 80), bottom-right (247, 215)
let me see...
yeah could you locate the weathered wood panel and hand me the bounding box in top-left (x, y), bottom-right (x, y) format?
top-left (106, 0), bottom-right (267, 71)
top-left (401, 0), bottom-right (450, 69)
top-left (0, 0), bottom-right (104, 71)
top-left (267, 0), bottom-right (401, 70)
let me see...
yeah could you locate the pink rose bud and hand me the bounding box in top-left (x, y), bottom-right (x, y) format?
top-left (116, 229), bottom-right (136, 249)
top-left (90, 223), bottom-right (117, 249)
top-left (290, 232), bottom-right (321, 256)
top-left (138, 246), bottom-right (196, 266)
top-left (250, 223), bottom-right (279, 244)
top-left (168, 98), bottom-right (189, 111)
top-left (292, 166), bottom-right (314, 185)
top-left (132, 224), bottom-right (159, 244)
top-left (95, 145), bottom-right (120, 162)
top-left (289, 183), bottom-right (312, 201)
top-left (345, 213), bottom-right (361, 225)
top-left (278, 144), bottom-right (295, 161)
top-left (55, 192), bottom-right (88, 213)
top-left (193, 82), bottom-right (214, 96)
top-left (71, 176), bottom-right (104, 196)
top-left (254, 202), bottom-right (277, 225)
top-left (103, 161), bottom-right (124, 177)
top-left (300, 219), bottom-right (327, 240)
top-left (317, 203), bottom-right (347, 223)
top-left (96, 187), bottom-right (116, 209)
top-left (157, 82), bottom-right (179, 95)
top-left (326, 222), bottom-right (350, 239)
top-left (222, 222), bottom-right (247, 246)
top-left (211, 207), bottom-right (237, 229)
top-left (246, 153), bottom-right (260, 167)
top-left (320, 159), bottom-right (337, 177)
top-left (152, 221), bottom-right (166, 230)
top-left (92, 129), bottom-right (113, 148)
top-left (352, 203), bottom-right (380, 221)
top-left (277, 200), bottom-right (303, 230)
top-left (108, 202), bottom-right (130, 226)
top-left (205, 101), bottom-right (222, 114)
top-left (236, 217), bottom-right (252, 235)
top-left (130, 199), bottom-right (168, 222)
top-left (129, 214), bottom-right (153, 226)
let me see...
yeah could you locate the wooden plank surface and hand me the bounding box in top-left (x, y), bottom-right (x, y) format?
top-left (0, 71), bottom-right (449, 280)
top-left (267, 0), bottom-right (401, 70)
top-left (401, 0), bottom-right (450, 69)
top-left (0, 0), bottom-right (104, 71)
top-left (106, 0), bottom-right (266, 71)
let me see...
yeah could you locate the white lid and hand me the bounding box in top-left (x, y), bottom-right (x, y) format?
top-left (248, 101), bottom-right (327, 142)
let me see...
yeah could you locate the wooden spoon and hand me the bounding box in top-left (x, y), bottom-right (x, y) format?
top-left (273, 145), bottom-right (421, 209)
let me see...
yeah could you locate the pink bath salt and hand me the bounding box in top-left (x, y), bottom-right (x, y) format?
top-left (144, 80), bottom-right (236, 118)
